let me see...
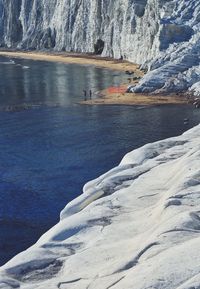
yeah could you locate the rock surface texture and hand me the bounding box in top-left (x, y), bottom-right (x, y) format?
top-left (0, 0), bottom-right (199, 94)
top-left (1, 125), bottom-right (200, 289)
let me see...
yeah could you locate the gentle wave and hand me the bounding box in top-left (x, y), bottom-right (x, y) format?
top-left (15, 64), bottom-right (30, 69)
top-left (0, 60), bottom-right (29, 69)
top-left (0, 60), bottom-right (15, 65)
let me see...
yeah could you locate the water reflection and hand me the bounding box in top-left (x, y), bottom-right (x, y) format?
top-left (0, 57), bottom-right (126, 107)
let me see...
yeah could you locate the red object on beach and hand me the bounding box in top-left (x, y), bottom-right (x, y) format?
top-left (107, 87), bottom-right (126, 93)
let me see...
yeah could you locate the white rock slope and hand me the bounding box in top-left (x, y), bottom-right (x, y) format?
top-left (132, 0), bottom-right (200, 95)
top-left (1, 125), bottom-right (200, 289)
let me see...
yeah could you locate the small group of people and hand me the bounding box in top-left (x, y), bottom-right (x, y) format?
top-left (83, 90), bottom-right (92, 101)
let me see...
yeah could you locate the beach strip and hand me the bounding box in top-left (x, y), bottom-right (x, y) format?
top-left (0, 50), bottom-right (140, 72)
top-left (0, 50), bottom-right (188, 106)
top-left (80, 91), bottom-right (188, 106)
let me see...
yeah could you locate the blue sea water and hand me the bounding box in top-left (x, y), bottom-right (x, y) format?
top-left (0, 56), bottom-right (200, 266)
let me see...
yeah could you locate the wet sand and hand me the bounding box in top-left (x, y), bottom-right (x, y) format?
top-left (0, 50), bottom-right (188, 106)
top-left (80, 92), bottom-right (187, 106)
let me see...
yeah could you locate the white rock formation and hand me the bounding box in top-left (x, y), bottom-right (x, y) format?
top-left (0, 0), bottom-right (199, 94)
top-left (0, 0), bottom-right (160, 63)
top-left (1, 125), bottom-right (200, 289)
top-left (132, 0), bottom-right (200, 94)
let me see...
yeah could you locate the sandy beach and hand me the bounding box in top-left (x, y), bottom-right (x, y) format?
top-left (0, 50), bottom-right (140, 72)
top-left (0, 50), bottom-right (188, 106)
top-left (80, 91), bottom-right (188, 106)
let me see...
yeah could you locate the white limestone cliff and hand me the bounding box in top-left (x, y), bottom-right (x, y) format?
top-left (0, 0), bottom-right (199, 94)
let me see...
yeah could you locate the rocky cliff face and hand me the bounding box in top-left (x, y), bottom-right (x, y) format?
top-left (0, 0), bottom-right (161, 64)
top-left (131, 0), bottom-right (200, 94)
top-left (0, 0), bottom-right (199, 94)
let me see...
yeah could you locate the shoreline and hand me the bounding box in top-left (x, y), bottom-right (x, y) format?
top-left (0, 50), bottom-right (188, 106)
top-left (0, 50), bottom-right (140, 72)
top-left (80, 92), bottom-right (188, 106)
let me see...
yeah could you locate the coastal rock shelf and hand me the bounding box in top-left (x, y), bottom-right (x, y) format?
top-left (1, 125), bottom-right (200, 289)
top-left (0, 0), bottom-right (199, 94)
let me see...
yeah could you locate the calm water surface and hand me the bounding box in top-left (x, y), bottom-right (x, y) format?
top-left (0, 56), bottom-right (126, 107)
top-left (0, 56), bottom-right (200, 266)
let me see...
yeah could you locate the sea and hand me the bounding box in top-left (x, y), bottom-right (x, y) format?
top-left (0, 56), bottom-right (200, 266)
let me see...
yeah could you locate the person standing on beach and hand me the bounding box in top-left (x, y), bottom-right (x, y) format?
top-left (83, 90), bottom-right (87, 101)
top-left (89, 90), bottom-right (92, 100)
